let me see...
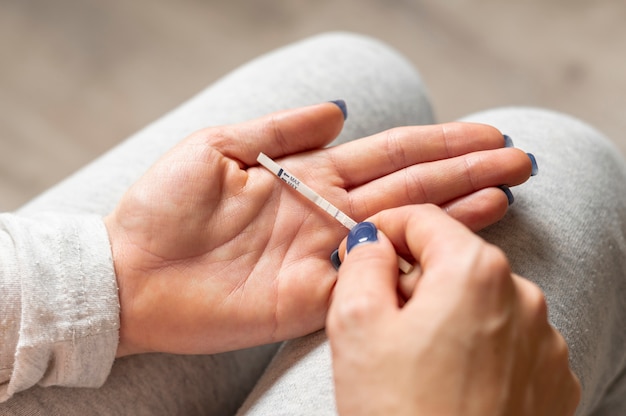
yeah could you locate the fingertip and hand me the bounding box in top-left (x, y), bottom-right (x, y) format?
top-left (336, 225), bottom-right (398, 291)
top-left (497, 185), bottom-right (515, 206)
top-left (503, 134), bottom-right (515, 148)
top-left (346, 222), bottom-right (378, 254)
top-left (442, 187), bottom-right (510, 232)
top-left (527, 153), bottom-right (539, 176)
top-left (330, 249), bottom-right (342, 270)
top-left (329, 99), bottom-right (348, 120)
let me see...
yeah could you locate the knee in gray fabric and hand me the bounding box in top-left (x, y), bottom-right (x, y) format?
top-left (460, 106), bottom-right (625, 179)
top-left (296, 31), bottom-right (436, 133)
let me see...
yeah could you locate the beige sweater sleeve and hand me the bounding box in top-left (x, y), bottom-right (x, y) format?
top-left (0, 213), bottom-right (120, 402)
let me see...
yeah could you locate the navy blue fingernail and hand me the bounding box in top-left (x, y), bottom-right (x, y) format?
top-left (527, 153), bottom-right (538, 176)
top-left (347, 222), bottom-right (378, 253)
top-left (503, 134), bottom-right (514, 148)
top-left (498, 185), bottom-right (515, 206)
top-left (330, 249), bottom-right (342, 270)
top-left (329, 100), bottom-right (348, 120)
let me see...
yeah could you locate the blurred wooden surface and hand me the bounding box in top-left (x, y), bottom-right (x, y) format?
top-left (1, 0), bottom-right (625, 211)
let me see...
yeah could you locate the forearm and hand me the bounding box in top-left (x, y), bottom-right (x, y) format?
top-left (0, 213), bottom-right (119, 402)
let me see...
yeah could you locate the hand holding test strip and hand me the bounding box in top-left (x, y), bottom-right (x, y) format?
top-left (107, 102), bottom-right (535, 360)
top-left (257, 152), bottom-right (414, 274)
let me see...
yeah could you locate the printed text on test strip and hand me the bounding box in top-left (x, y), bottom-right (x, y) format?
top-left (257, 152), bottom-right (414, 274)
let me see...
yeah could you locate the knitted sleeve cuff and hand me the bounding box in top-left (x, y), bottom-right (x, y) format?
top-left (0, 213), bottom-right (120, 401)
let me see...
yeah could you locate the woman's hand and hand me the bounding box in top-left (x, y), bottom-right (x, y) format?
top-left (105, 102), bottom-right (534, 357)
top-left (327, 205), bottom-right (580, 416)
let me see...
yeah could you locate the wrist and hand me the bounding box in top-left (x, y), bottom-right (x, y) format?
top-left (104, 213), bottom-right (145, 357)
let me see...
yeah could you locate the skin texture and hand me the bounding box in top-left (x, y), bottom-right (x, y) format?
top-left (327, 205), bottom-right (581, 416)
top-left (104, 102), bottom-right (533, 357)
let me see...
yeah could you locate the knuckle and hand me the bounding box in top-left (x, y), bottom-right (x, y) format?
top-left (482, 244), bottom-right (510, 273)
top-left (329, 292), bottom-right (379, 333)
top-left (525, 282), bottom-right (549, 323)
top-left (467, 243), bottom-right (512, 292)
top-left (414, 203), bottom-right (442, 218)
top-left (553, 330), bottom-right (571, 363)
top-left (554, 331), bottom-right (569, 366)
top-left (383, 127), bottom-right (409, 168)
top-left (570, 372), bottom-right (583, 409)
top-left (198, 125), bottom-right (228, 145)
top-left (553, 332), bottom-right (581, 413)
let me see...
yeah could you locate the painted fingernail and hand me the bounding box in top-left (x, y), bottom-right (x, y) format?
top-left (347, 222), bottom-right (378, 253)
top-left (498, 185), bottom-right (515, 206)
top-left (329, 99), bottom-right (348, 120)
top-left (527, 153), bottom-right (538, 176)
top-left (330, 249), bottom-right (342, 270)
top-left (503, 134), bottom-right (514, 148)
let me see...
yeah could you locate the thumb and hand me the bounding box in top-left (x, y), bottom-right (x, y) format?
top-left (202, 101), bottom-right (347, 166)
top-left (328, 222), bottom-right (400, 331)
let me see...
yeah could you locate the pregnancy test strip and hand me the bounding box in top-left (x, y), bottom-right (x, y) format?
top-left (257, 152), bottom-right (413, 274)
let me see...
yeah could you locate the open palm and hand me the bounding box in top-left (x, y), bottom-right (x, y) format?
top-left (106, 102), bottom-right (533, 357)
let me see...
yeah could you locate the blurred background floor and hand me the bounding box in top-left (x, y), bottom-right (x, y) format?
top-left (1, 0), bottom-right (625, 211)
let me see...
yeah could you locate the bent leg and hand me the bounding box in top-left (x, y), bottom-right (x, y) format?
top-left (461, 107), bottom-right (626, 416)
top-left (0, 347), bottom-right (276, 416)
top-left (2, 33), bottom-right (433, 415)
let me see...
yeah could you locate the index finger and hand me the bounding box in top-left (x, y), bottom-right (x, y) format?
top-left (368, 204), bottom-right (513, 299)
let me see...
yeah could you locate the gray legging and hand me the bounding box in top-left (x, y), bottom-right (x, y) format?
top-left (2, 32), bottom-right (625, 416)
